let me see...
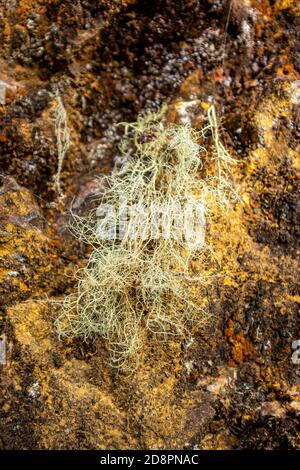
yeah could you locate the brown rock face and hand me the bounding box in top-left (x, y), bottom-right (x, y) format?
top-left (0, 0), bottom-right (299, 450)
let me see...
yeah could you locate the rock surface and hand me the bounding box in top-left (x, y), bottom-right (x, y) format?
top-left (0, 0), bottom-right (299, 449)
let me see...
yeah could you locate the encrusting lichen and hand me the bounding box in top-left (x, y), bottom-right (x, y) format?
top-left (55, 106), bottom-right (238, 371)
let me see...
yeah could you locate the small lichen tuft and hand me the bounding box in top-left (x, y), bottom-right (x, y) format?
top-left (53, 91), bottom-right (70, 194)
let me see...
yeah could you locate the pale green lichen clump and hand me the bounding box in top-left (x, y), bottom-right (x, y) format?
top-left (56, 106), bottom-right (237, 371)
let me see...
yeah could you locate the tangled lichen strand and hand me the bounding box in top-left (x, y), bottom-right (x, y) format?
top-left (56, 106), bottom-right (238, 371)
top-left (53, 91), bottom-right (70, 193)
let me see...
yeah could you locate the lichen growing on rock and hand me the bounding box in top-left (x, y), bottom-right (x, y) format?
top-left (0, 0), bottom-right (299, 451)
top-left (56, 106), bottom-right (238, 371)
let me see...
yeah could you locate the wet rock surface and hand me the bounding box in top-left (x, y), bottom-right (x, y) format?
top-left (0, 0), bottom-right (299, 449)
